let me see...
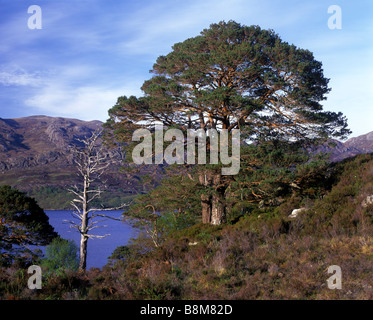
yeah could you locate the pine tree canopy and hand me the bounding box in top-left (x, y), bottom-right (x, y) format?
top-left (105, 20), bottom-right (350, 146)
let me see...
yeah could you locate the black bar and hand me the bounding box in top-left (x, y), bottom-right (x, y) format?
top-left (0, 300), bottom-right (370, 319)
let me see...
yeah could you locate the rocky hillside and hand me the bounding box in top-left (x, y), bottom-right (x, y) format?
top-left (0, 116), bottom-right (145, 209)
top-left (344, 131), bottom-right (373, 154)
top-left (0, 115), bottom-right (103, 170)
top-left (316, 131), bottom-right (373, 162)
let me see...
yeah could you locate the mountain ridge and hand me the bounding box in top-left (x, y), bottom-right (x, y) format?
top-left (0, 115), bottom-right (141, 209)
top-left (320, 131), bottom-right (373, 162)
top-left (0, 115), bottom-right (102, 161)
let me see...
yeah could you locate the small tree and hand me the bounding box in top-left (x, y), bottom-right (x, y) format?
top-left (0, 185), bottom-right (57, 266)
top-left (42, 237), bottom-right (79, 276)
top-left (66, 130), bottom-right (127, 272)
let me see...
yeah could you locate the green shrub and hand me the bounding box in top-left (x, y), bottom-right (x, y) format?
top-left (41, 238), bottom-right (79, 277)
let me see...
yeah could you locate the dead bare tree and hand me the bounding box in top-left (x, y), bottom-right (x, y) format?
top-left (66, 130), bottom-right (128, 272)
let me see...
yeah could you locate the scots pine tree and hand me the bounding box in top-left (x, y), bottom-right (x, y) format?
top-left (105, 21), bottom-right (349, 225)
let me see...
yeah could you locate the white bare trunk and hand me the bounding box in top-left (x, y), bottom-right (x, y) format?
top-left (66, 130), bottom-right (128, 272)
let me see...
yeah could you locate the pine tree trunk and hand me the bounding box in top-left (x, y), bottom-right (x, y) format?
top-left (201, 192), bottom-right (212, 224)
top-left (211, 192), bottom-right (226, 225)
top-left (211, 174), bottom-right (226, 225)
top-left (199, 172), bottom-right (212, 224)
top-left (199, 172), bottom-right (226, 225)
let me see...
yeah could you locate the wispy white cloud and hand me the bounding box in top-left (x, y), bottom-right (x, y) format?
top-left (25, 85), bottom-right (122, 121)
top-left (0, 65), bottom-right (45, 87)
top-left (23, 66), bottom-right (144, 121)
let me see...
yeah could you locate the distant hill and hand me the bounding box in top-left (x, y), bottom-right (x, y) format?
top-left (318, 131), bottom-right (373, 162)
top-left (344, 131), bottom-right (373, 154)
top-left (0, 115), bottom-right (147, 209)
top-left (0, 115), bottom-right (103, 170)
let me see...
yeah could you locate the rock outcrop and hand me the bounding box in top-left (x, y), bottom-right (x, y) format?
top-left (288, 208), bottom-right (307, 219)
top-left (362, 195), bottom-right (373, 208)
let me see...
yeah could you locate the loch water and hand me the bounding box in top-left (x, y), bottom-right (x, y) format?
top-left (45, 210), bottom-right (135, 269)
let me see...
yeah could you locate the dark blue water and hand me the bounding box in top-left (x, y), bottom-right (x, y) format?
top-left (45, 210), bottom-right (135, 269)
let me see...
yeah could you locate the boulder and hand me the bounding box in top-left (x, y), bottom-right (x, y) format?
top-left (288, 207), bottom-right (307, 219)
top-left (362, 195), bottom-right (373, 208)
top-left (188, 241), bottom-right (198, 246)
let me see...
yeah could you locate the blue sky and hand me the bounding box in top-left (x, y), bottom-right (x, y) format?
top-left (0, 0), bottom-right (372, 138)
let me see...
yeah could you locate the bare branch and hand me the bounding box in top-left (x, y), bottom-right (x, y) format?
top-left (63, 220), bottom-right (81, 230)
top-left (86, 233), bottom-right (111, 239)
top-left (88, 224), bottom-right (109, 231)
top-left (70, 201), bottom-right (82, 215)
top-left (68, 188), bottom-right (85, 202)
top-left (89, 213), bottom-right (122, 221)
top-left (87, 203), bottom-right (129, 215)
top-left (70, 211), bottom-right (83, 220)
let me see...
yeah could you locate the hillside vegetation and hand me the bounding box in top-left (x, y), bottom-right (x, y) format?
top-left (1, 153), bottom-right (372, 300)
